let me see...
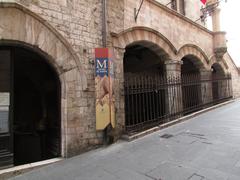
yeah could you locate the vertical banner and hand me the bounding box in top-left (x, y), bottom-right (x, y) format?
top-left (95, 48), bottom-right (115, 130)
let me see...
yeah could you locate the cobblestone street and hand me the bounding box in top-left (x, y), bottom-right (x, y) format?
top-left (10, 100), bottom-right (240, 180)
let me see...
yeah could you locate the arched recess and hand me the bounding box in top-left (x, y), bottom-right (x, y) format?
top-left (211, 62), bottom-right (229, 101)
top-left (123, 39), bottom-right (171, 132)
top-left (211, 63), bottom-right (226, 76)
top-left (181, 53), bottom-right (205, 114)
top-left (209, 55), bottom-right (229, 75)
top-left (178, 44), bottom-right (209, 70)
top-left (0, 44), bottom-right (62, 166)
top-left (111, 26), bottom-right (177, 59)
top-left (112, 27), bottom-right (177, 132)
top-left (0, 3), bottom-right (87, 158)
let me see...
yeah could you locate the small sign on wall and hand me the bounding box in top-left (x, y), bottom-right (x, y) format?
top-left (95, 48), bottom-right (115, 130)
top-left (0, 106), bottom-right (9, 133)
top-left (0, 93), bottom-right (10, 133)
top-left (0, 93), bottom-right (10, 106)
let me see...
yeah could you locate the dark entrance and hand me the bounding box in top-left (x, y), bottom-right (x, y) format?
top-left (211, 63), bottom-right (228, 102)
top-left (0, 46), bottom-right (61, 169)
top-left (181, 56), bottom-right (201, 114)
top-left (212, 65), bottom-right (220, 100)
top-left (124, 42), bottom-right (167, 133)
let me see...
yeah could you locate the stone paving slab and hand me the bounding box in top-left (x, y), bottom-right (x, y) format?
top-left (9, 101), bottom-right (240, 180)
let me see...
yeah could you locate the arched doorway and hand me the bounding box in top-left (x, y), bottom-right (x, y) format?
top-left (181, 55), bottom-right (202, 114)
top-left (211, 63), bottom-right (232, 102)
top-left (0, 46), bottom-right (61, 167)
top-left (124, 41), bottom-right (167, 132)
top-left (211, 63), bottom-right (224, 101)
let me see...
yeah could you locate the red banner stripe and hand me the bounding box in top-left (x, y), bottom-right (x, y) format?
top-left (201, 0), bottom-right (207, 5)
top-left (95, 48), bottom-right (109, 58)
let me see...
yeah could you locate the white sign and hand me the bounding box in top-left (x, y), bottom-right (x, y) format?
top-left (0, 93), bottom-right (10, 106)
top-left (0, 106), bottom-right (9, 133)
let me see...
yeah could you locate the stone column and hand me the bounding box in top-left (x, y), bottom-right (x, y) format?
top-left (112, 47), bottom-right (125, 138)
top-left (164, 60), bottom-right (183, 118)
top-left (207, 0), bottom-right (221, 32)
top-left (200, 69), bottom-right (213, 106)
top-left (212, 7), bottom-right (221, 32)
top-left (209, 1), bottom-right (227, 60)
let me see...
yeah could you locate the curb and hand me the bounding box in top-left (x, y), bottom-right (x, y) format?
top-left (121, 99), bottom-right (235, 141)
top-left (0, 158), bottom-right (63, 179)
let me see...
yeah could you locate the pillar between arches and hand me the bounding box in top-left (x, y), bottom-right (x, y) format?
top-left (164, 60), bottom-right (183, 118)
top-left (112, 47), bottom-right (125, 137)
top-left (164, 60), bottom-right (182, 77)
top-left (200, 69), bottom-right (213, 105)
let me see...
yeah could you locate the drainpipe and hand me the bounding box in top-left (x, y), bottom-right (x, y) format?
top-left (102, 0), bottom-right (107, 47)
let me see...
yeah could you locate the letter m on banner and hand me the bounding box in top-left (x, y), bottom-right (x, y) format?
top-left (96, 60), bottom-right (107, 69)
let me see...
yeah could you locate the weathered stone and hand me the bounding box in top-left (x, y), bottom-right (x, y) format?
top-left (0, 0), bottom-right (238, 161)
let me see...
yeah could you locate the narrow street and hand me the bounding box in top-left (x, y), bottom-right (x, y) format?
top-left (11, 101), bottom-right (240, 180)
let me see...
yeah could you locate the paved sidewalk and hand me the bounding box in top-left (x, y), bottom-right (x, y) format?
top-left (11, 101), bottom-right (240, 180)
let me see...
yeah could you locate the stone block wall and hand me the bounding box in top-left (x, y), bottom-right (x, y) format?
top-left (8, 0), bottom-right (105, 157)
top-left (224, 53), bottom-right (240, 98)
top-left (0, 0), bottom-right (239, 159)
top-left (155, 0), bottom-right (204, 25)
top-left (109, 0), bottom-right (214, 57)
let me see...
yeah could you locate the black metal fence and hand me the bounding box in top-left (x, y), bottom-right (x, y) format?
top-left (124, 73), bottom-right (232, 133)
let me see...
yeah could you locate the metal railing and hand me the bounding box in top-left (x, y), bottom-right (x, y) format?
top-left (124, 73), bottom-right (232, 133)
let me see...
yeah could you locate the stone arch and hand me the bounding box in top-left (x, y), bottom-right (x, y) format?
top-left (0, 3), bottom-right (87, 157)
top-left (0, 2), bottom-right (87, 90)
top-left (124, 40), bottom-right (171, 62)
top-left (209, 55), bottom-right (229, 75)
top-left (178, 44), bottom-right (209, 70)
top-left (111, 26), bottom-right (177, 59)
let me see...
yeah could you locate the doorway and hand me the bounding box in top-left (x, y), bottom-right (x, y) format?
top-left (211, 63), bottom-right (224, 101)
top-left (0, 46), bottom-right (61, 168)
top-left (181, 56), bottom-right (201, 114)
top-left (123, 41), bottom-right (167, 132)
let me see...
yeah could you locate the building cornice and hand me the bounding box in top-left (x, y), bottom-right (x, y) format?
top-left (148, 0), bottom-right (213, 35)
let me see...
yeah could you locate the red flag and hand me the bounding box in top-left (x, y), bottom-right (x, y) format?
top-left (201, 0), bottom-right (207, 5)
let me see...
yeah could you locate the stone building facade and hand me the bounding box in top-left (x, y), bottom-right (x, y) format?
top-left (0, 0), bottom-right (239, 168)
